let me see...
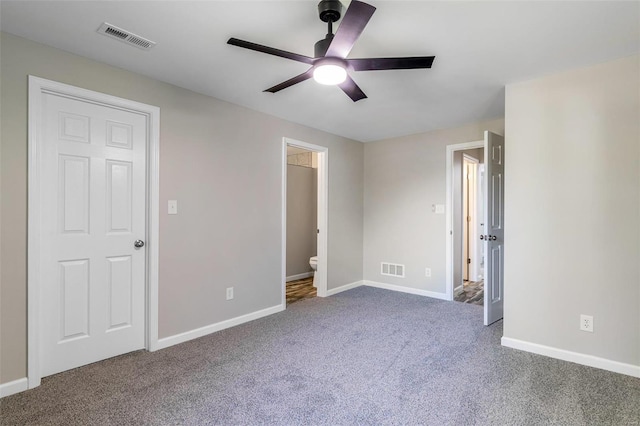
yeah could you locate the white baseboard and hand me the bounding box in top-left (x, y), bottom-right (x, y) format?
top-left (0, 377), bottom-right (28, 398)
top-left (325, 280), bottom-right (363, 296)
top-left (364, 280), bottom-right (449, 301)
top-left (155, 304), bottom-right (285, 351)
top-left (286, 272), bottom-right (313, 282)
top-left (501, 337), bottom-right (640, 378)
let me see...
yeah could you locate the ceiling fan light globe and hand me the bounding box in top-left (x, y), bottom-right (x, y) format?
top-left (313, 64), bottom-right (347, 85)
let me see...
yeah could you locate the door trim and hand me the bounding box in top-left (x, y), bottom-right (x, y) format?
top-left (281, 137), bottom-right (328, 302)
top-left (27, 76), bottom-right (160, 389)
top-left (445, 140), bottom-right (483, 301)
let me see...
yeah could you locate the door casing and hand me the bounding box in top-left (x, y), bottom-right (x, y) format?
top-left (27, 76), bottom-right (161, 389)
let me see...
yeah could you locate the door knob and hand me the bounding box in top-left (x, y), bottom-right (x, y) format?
top-left (490, 235), bottom-right (497, 241)
top-left (134, 240), bottom-right (145, 248)
top-left (480, 235), bottom-right (485, 240)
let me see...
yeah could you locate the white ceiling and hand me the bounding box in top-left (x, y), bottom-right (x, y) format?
top-left (2, 1), bottom-right (638, 142)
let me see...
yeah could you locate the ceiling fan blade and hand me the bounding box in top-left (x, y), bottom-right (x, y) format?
top-left (325, 1), bottom-right (376, 59)
top-left (348, 56), bottom-right (436, 71)
top-left (338, 75), bottom-right (367, 102)
top-left (264, 69), bottom-right (314, 93)
top-left (228, 38), bottom-right (314, 65)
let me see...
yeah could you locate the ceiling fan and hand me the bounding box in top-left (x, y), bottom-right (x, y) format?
top-left (227, 0), bottom-right (436, 102)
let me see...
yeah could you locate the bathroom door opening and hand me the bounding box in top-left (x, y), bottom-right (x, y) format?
top-left (282, 138), bottom-right (328, 307)
top-left (446, 132), bottom-right (505, 325)
top-left (446, 143), bottom-right (485, 307)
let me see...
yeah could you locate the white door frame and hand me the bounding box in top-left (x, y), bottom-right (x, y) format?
top-left (445, 140), bottom-right (483, 300)
top-left (27, 76), bottom-right (161, 389)
top-left (281, 137), bottom-right (328, 302)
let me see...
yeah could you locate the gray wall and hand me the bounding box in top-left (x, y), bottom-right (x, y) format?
top-left (286, 164), bottom-right (317, 277)
top-left (0, 32), bottom-right (364, 383)
top-left (363, 119), bottom-right (504, 293)
top-left (504, 55), bottom-right (639, 366)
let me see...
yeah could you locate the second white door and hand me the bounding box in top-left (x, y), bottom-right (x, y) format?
top-left (483, 131), bottom-right (505, 326)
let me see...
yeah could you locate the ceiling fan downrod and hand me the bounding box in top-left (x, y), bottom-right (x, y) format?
top-left (315, 0), bottom-right (342, 58)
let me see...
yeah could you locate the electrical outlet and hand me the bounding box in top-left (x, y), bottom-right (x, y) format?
top-left (425, 268), bottom-right (432, 278)
top-left (226, 287), bottom-right (234, 301)
top-left (580, 314), bottom-right (593, 332)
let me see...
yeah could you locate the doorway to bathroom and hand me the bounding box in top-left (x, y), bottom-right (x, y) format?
top-left (451, 146), bottom-right (485, 306)
top-left (445, 131), bottom-right (505, 325)
top-left (281, 138), bottom-right (328, 306)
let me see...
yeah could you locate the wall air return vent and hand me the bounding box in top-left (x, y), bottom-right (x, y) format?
top-left (97, 23), bottom-right (156, 50)
top-left (381, 262), bottom-right (405, 278)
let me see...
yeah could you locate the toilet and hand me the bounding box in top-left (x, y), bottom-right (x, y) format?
top-left (309, 256), bottom-right (318, 287)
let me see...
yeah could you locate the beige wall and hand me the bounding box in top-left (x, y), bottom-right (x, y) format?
top-left (0, 33), bottom-right (364, 383)
top-left (504, 55), bottom-right (639, 366)
top-left (286, 164), bottom-right (317, 277)
top-left (363, 119), bottom-right (504, 292)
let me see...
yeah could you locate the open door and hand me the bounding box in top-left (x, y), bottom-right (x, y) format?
top-left (483, 131), bottom-right (504, 325)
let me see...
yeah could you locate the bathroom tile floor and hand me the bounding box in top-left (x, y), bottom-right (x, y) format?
top-left (454, 280), bottom-right (484, 305)
top-left (286, 277), bottom-right (316, 305)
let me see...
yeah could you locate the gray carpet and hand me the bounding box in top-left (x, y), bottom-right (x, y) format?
top-left (1, 286), bottom-right (639, 425)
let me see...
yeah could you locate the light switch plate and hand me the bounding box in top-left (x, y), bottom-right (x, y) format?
top-left (168, 200), bottom-right (178, 215)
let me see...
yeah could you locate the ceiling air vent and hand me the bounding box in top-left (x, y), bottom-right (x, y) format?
top-left (97, 23), bottom-right (156, 50)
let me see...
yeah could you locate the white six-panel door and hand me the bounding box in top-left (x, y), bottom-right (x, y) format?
top-left (483, 131), bottom-right (505, 326)
top-left (39, 92), bottom-right (147, 377)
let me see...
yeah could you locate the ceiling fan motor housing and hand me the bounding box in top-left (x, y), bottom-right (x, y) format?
top-left (318, 0), bottom-right (342, 23)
